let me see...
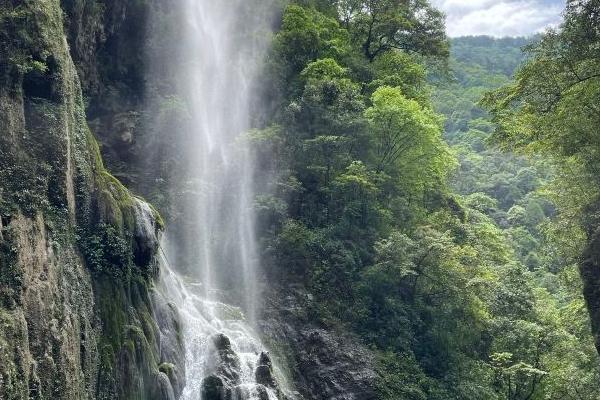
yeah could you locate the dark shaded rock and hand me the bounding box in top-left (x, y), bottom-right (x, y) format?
top-left (213, 333), bottom-right (233, 351)
top-left (132, 199), bottom-right (160, 270)
top-left (256, 385), bottom-right (271, 400)
top-left (201, 375), bottom-right (226, 400)
top-left (258, 351), bottom-right (273, 368)
top-left (259, 285), bottom-right (377, 400)
top-left (255, 352), bottom-right (277, 389)
top-left (209, 333), bottom-right (241, 385)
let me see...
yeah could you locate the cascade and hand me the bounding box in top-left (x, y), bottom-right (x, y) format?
top-left (149, 0), bottom-right (284, 398)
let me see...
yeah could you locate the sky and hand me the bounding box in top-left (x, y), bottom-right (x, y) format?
top-left (431, 0), bottom-right (566, 37)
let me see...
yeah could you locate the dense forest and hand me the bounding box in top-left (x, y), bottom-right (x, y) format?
top-left (251, 5), bottom-right (600, 398)
top-left (1, 0), bottom-right (600, 399)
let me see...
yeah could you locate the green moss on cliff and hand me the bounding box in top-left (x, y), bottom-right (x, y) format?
top-left (75, 126), bottom-right (162, 278)
top-left (0, 309), bottom-right (29, 398)
top-left (0, 225), bottom-right (22, 309)
top-left (94, 274), bottom-right (164, 400)
top-left (0, 1), bottom-right (173, 399)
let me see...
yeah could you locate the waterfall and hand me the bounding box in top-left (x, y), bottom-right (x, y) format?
top-left (157, 262), bottom-right (281, 400)
top-left (147, 0), bottom-right (285, 399)
top-left (173, 0), bottom-right (271, 318)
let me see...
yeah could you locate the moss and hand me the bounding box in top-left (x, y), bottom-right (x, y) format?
top-left (158, 362), bottom-right (178, 391)
top-left (167, 302), bottom-right (184, 345)
top-left (78, 222), bottom-right (133, 276)
top-left (147, 201), bottom-right (165, 231)
top-left (0, 98), bottom-right (67, 219)
top-left (259, 334), bottom-right (297, 394)
top-left (139, 308), bottom-right (159, 351)
top-left (96, 171), bottom-right (136, 232)
top-left (76, 127), bottom-right (164, 278)
top-left (93, 272), bottom-right (165, 399)
top-left (0, 226), bottom-right (23, 309)
top-left (158, 362), bottom-right (176, 375)
top-left (97, 343), bottom-right (118, 400)
top-left (1, 2), bottom-right (170, 399)
top-left (95, 276), bottom-right (128, 348)
top-left (0, 309), bottom-right (28, 399)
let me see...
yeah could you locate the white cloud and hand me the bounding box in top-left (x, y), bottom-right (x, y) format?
top-left (431, 0), bottom-right (565, 37)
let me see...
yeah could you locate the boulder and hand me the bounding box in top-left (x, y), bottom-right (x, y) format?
top-left (209, 333), bottom-right (241, 385)
top-left (201, 375), bottom-right (226, 400)
top-left (255, 352), bottom-right (277, 389)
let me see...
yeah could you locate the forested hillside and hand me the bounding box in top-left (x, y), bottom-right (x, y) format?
top-left (435, 36), bottom-right (600, 398)
top-left (485, 0), bottom-right (600, 382)
top-left (254, 7), bottom-right (600, 396)
top-left (253, 3), bottom-right (456, 396)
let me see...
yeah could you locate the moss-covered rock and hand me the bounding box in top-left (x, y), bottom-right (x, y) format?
top-left (0, 1), bottom-right (182, 399)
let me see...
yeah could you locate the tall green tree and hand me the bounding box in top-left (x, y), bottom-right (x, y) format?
top-left (336, 0), bottom-right (448, 61)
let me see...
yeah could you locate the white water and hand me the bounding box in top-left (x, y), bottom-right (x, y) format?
top-left (169, 0), bottom-right (275, 320)
top-left (148, 0), bottom-right (282, 398)
top-left (158, 262), bottom-right (279, 400)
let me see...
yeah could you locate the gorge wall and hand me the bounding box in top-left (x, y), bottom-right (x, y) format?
top-left (0, 1), bottom-right (183, 398)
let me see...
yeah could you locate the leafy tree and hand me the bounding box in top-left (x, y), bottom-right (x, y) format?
top-left (272, 5), bottom-right (350, 87)
top-left (337, 0), bottom-right (448, 61)
top-left (365, 86), bottom-right (452, 186)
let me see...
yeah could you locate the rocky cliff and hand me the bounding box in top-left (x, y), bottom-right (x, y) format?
top-left (0, 1), bottom-right (182, 398)
top-left (260, 285), bottom-right (378, 400)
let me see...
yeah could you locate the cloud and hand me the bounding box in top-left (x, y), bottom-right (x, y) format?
top-left (431, 0), bottom-right (565, 37)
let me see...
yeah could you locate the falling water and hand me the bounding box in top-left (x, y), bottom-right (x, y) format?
top-left (174, 0), bottom-right (272, 317)
top-left (147, 0), bottom-right (283, 398)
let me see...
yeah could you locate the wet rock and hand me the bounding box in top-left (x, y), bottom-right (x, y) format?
top-left (133, 199), bottom-right (160, 269)
top-left (209, 333), bottom-right (242, 385)
top-left (256, 384), bottom-right (270, 400)
top-left (201, 375), bottom-right (226, 400)
top-left (152, 291), bottom-right (186, 397)
top-left (158, 362), bottom-right (182, 398)
top-left (255, 352), bottom-right (277, 389)
top-left (258, 351), bottom-right (273, 368)
top-left (213, 333), bottom-right (233, 351)
top-left (155, 371), bottom-right (176, 400)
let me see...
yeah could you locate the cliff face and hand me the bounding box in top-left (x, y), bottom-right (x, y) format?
top-left (0, 1), bottom-right (182, 399)
top-left (261, 285), bottom-right (378, 400)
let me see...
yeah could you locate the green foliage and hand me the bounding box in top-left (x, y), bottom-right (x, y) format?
top-left (78, 223), bottom-right (133, 277)
top-left (300, 57), bottom-right (348, 80)
top-left (366, 86), bottom-right (453, 188)
top-left (440, 17), bottom-right (600, 400)
top-left (336, 0), bottom-right (449, 61)
top-left (367, 51), bottom-right (428, 101)
top-left (273, 5), bottom-right (350, 84)
top-left (478, 4), bottom-right (600, 397)
top-left (260, 2), bottom-right (600, 398)
top-left (482, 1), bottom-right (600, 230)
top-left (375, 351), bottom-right (429, 400)
top-left (0, 224), bottom-right (22, 309)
